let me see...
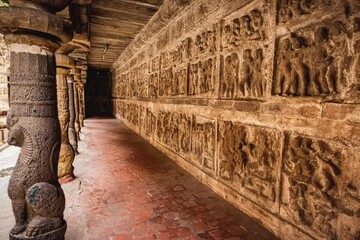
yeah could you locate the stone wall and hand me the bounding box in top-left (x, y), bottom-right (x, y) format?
top-left (0, 34), bottom-right (9, 110)
top-left (112, 0), bottom-right (360, 239)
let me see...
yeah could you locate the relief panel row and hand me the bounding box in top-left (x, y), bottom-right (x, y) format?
top-left (115, 101), bottom-right (360, 239)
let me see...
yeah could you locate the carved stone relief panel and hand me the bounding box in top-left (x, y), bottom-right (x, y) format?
top-left (139, 105), bottom-right (146, 134)
top-left (159, 67), bottom-right (174, 97)
top-left (220, 4), bottom-right (270, 99)
top-left (170, 39), bottom-right (190, 64)
top-left (155, 110), bottom-right (192, 158)
top-left (149, 72), bottom-right (159, 98)
top-left (281, 134), bottom-right (360, 239)
top-left (220, 48), bottom-right (265, 98)
top-left (218, 121), bottom-right (282, 207)
top-left (137, 63), bottom-right (148, 98)
top-left (191, 115), bottom-right (216, 171)
top-left (151, 56), bottom-right (161, 72)
top-left (188, 24), bottom-right (218, 59)
top-left (222, 8), bottom-right (267, 50)
top-left (188, 57), bottom-right (216, 96)
top-left (277, 0), bottom-right (340, 25)
top-left (145, 108), bottom-right (157, 138)
top-left (273, 19), bottom-right (354, 97)
top-left (123, 103), bottom-right (139, 128)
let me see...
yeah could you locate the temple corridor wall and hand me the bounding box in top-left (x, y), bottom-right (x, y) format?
top-left (112, 0), bottom-right (360, 239)
top-left (0, 34), bottom-right (9, 110)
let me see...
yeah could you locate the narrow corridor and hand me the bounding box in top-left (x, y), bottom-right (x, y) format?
top-left (1, 118), bottom-right (278, 240)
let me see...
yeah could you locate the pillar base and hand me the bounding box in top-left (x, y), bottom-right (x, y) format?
top-left (9, 222), bottom-right (66, 240)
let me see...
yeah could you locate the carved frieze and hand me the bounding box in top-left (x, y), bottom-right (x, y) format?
top-left (189, 24), bottom-right (218, 59)
top-left (277, 0), bottom-right (336, 24)
top-left (220, 48), bottom-right (265, 98)
top-left (189, 57), bottom-right (215, 96)
top-left (191, 115), bottom-right (216, 171)
top-left (218, 122), bottom-right (281, 205)
top-left (273, 20), bottom-right (353, 97)
top-left (222, 8), bottom-right (267, 50)
top-left (281, 134), bottom-right (360, 239)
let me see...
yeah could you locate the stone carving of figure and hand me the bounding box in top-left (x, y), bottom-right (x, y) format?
top-left (251, 49), bottom-right (264, 96)
top-left (223, 24), bottom-right (232, 47)
top-left (240, 15), bottom-right (252, 40)
top-left (249, 9), bottom-right (264, 40)
top-left (239, 49), bottom-right (253, 97)
top-left (275, 39), bottom-right (293, 95)
top-left (205, 58), bottom-right (213, 92)
top-left (289, 35), bottom-right (309, 96)
top-left (189, 63), bottom-right (198, 95)
top-left (207, 28), bottom-right (217, 53)
top-left (309, 27), bottom-right (333, 95)
top-left (231, 18), bottom-right (241, 46)
top-left (223, 53), bottom-right (239, 98)
top-left (198, 61), bottom-right (206, 93)
top-left (326, 20), bottom-right (352, 93)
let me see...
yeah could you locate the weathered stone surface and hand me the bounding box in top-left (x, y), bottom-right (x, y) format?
top-left (7, 48), bottom-right (66, 240)
top-left (56, 66), bottom-right (75, 181)
top-left (112, 0), bottom-right (360, 239)
top-left (0, 1), bottom-right (71, 239)
top-left (0, 35), bottom-right (9, 110)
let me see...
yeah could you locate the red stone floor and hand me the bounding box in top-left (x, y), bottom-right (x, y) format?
top-left (63, 117), bottom-right (278, 240)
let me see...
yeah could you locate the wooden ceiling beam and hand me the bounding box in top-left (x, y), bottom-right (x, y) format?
top-left (92, 0), bottom-right (158, 17)
top-left (117, 0), bottom-right (163, 8)
top-left (90, 20), bottom-right (143, 35)
top-left (90, 7), bottom-right (150, 25)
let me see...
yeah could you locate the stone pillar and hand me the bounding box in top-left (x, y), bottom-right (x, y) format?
top-left (0, 1), bottom-right (72, 239)
top-left (56, 64), bottom-right (75, 184)
top-left (78, 79), bottom-right (85, 127)
top-left (73, 74), bottom-right (81, 140)
top-left (67, 74), bottom-right (78, 154)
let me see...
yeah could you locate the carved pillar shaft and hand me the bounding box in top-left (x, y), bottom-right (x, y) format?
top-left (78, 81), bottom-right (85, 127)
top-left (67, 74), bottom-right (78, 154)
top-left (56, 67), bottom-right (75, 184)
top-left (7, 36), bottom-right (67, 240)
top-left (73, 77), bottom-right (81, 140)
top-left (0, 2), bottom-right (72, 239)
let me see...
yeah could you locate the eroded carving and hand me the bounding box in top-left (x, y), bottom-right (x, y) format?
top-left (155, 110), bottom-right (192, 157)
top-left (278, 0), bottom-right (334, 24)
top-left (189, 58), bottom-right (215, 95)
top-left (221, 48), bottom-right (264, 98)
top-left (7, 52), bottom-right (66, 238)
top-left (274, 21), bottom-right (353, 96)
top-left (218, 122), bottom-right (281, 202)
top-left (222, 8), bottom-right (266, 49)
top-left (282, 135), bottom-right (360, 238)
top-left (192, 116), bottom-right (215, 170)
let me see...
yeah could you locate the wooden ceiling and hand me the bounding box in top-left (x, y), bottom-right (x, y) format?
top-left (88, 0), bottom-right (164, 69)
